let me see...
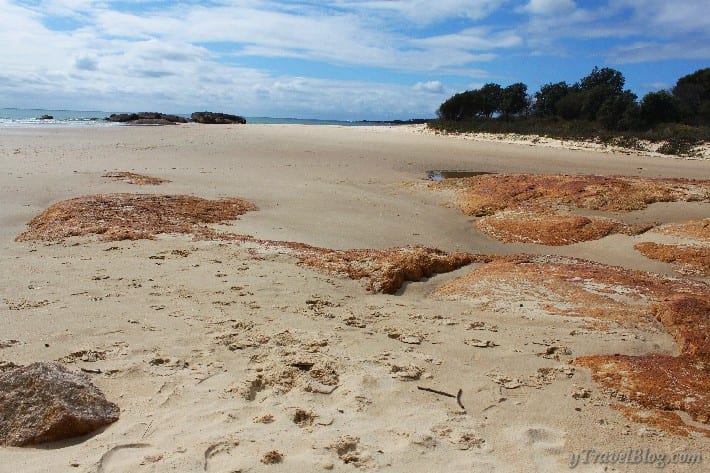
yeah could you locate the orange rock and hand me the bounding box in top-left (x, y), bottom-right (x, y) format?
top-left (430, 173), bottom-right (709, 215)
top-left (635, 242), bottom-right (710, 276)
top-left (574, 354), bottom-right (709, 426)
top-left (654, 296), bottom-right (710, 356)
top-left (16, 194), bottom-right (257, 242)
top-left (293, 245), bottom-right (488, 294)
top-left (476, 210), bottom-right (646, 245)
top-left (429, 173), bottom-right (709, 245)
top-left (433, 254), bottom-right (707, 328)
top-left (610, 405), bottom-right (710, 438)
top-left (651, 218), bottom-right (710, 241)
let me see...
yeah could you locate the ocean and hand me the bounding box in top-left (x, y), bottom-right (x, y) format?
top-left (0, 108), bottom-right (119, 128)
top-left (0, 108), bottom-right (403, 128)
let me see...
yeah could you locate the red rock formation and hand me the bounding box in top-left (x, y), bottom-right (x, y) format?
top-left (15, 194), bottom-right (257, 242)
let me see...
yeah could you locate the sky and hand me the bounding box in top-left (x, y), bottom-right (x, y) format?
top-left (1, 0), bottom-right (708, 120)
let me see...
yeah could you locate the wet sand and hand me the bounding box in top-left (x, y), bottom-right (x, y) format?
top-left (1, 124), bottom-right (708, 472)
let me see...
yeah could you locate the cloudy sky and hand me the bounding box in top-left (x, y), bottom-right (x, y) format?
top-left (1, 0), bottom-right (708, 119)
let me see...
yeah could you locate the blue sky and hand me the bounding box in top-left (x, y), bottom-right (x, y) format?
top-left (1, 0), bottom-right (708, 120)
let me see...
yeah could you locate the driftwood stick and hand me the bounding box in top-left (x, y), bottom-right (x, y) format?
top-left (417, 386), bottom-right (456, 398)
top-left (456, 388), bottom-right (465, 410)
top-left (417, 386), bottom-right (466, 410)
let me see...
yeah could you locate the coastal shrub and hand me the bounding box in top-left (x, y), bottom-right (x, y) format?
top-left (641, 91), bottom-right (681, 126)
top-left (657, 138), bottom-right (697, 157)
top-left (435, 67), bottom-right (710, 139)
top-left (533, 81), bottom-right (571, 117)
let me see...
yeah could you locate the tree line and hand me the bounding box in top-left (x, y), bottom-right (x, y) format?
top-left (437, 67), bottom-right (710, 131)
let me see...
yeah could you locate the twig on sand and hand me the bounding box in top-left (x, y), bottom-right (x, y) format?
top-left (80, 367), bottom-right (102, 374)
top-left (417, 386), bottom-right (466, 410)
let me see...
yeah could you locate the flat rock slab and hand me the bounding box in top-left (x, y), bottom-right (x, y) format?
top-left (0, 362), bottom-right (119, 446)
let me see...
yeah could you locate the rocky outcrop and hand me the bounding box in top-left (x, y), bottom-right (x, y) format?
top-left (16, 194), bottom-right (258, 242)
top-left (0, 362), bottom-right (119, 446)
top-left (191, 111), bottom-right (246, 124)
top-left (107, 112), bottom-right (188, 124)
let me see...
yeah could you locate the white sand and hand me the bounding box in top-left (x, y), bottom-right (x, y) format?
top-left (1, 124), bottom-right (708, 472)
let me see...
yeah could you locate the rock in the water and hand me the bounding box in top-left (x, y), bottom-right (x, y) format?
top-left (38, 115), bottom-right (53, 120)
top-left (107, 112), bottom-right (188, 124)
top-left (190, 111), bottom-right (246, 124)
top-left (0, 362), bottom-right (119, 446)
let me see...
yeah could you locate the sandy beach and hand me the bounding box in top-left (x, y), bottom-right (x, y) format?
top-left (1, 123), bottom-right (708, 472)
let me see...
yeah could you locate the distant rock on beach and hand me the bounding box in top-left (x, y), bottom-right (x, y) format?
top-left (107, 112), bottom-right (188, 125)
top-left (106, 111), bottom-right (246, 125)
top-left (191, 111), bottom-right (247, 124)
top-left (0, 362), bottom-right (119, 446)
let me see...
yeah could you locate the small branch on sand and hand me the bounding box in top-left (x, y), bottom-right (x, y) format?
top-left (80, 367), bottom-right (102, 374)
top-left (417, 386), bottom-right (466, 410)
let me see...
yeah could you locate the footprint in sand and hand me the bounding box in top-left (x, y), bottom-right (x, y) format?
top-left (508, 425), bottom-right (566, 472)
top-left (203, 439), bottom-right (240, 471)
top-left (96, 443), bottom-right (163, 473)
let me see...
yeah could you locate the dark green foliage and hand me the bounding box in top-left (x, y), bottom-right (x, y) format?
top-left (533, 82), bottom-right (570, 116)
top-left (479, 83), bottom-right (503, 118)
top-left (427, 119), bottom-right (709, 156)
top-left (573, 67), bottom-right (634, 121)
top-left (433, 67), bottom-right (710, 151)
top-left (500, 83), bottom-right (529, 119)
top-left (555, 91), bottom-right (584, 120)
top-left (597, 91), bottom-right (639, 131)
top-left (437, 90), bottom-right (485, 121)
top-left (579, 67), bottom-right (625, 95)
top-left (673, 68), bottom-right (710, 125)
top-left (640, 91), bottom-right (680, 126)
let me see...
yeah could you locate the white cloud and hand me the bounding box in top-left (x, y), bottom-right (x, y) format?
top-left (606, 40), bottom-right (710, 64)
top-left (74, 56), bottom-right (99, 71)
top-left (1, 0), bottom-right (709, 118)
top-left (413, 81), bottom-right (445, 94)
top-left (524, 0), bottom-right (576, 16)
top-left (412, 27), bottom-right (523, 50)
top-left (336, 0), bottom-right (508, 24)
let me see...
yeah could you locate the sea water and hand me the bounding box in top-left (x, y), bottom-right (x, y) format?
top-left (0, 108), bottom-right (121, 127)
top-left (0, 109), bottom-right (398, 128)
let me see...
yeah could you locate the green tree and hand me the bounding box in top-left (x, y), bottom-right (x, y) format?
top-left (640, 90), bottom-right (680, 126)
top-left (555, 90), bottom-right (584, 120)
top-left (579, 67), bottom-right (625, 95)
top-left (479, 83), bottom-right (503, 117)
top-left (533, 82), bottom-right (570, 116)
top-left (597, 90), bottom-right (639, 130)
top-left (577, 67), bottom-right (628, 121)
top-left (437, 90), bottom-right (484, 121)
top-left (673, 68), bottom-right (710, 125)
top-left (500, 82), bottom-right (529, 119)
